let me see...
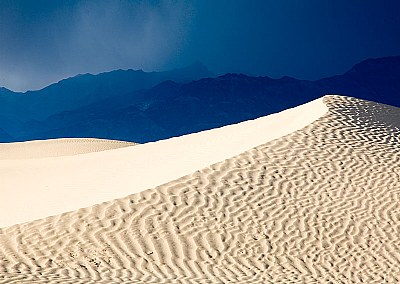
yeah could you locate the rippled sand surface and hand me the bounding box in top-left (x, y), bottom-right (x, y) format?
top-left (1, 95), bottom-right (399, 283)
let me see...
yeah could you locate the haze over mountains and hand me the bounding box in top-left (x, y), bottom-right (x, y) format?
top-left (0, 56), bottom-right (399, 143)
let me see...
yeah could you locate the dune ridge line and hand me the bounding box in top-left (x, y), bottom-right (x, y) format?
top-left (0, 97), bottom-right (327, 228)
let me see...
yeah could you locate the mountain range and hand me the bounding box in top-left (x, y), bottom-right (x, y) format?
top-left (0, 56), bottom-right (399, 142)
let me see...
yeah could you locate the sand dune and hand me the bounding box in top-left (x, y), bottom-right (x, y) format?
top-left (0, 138), bottom-right (135, 160)
top-left (0, 98), bottom-right (326, 228)
top-left (1, 95), bottom-right (400, 283)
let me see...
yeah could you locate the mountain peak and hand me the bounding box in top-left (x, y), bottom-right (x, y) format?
top-left (175, 61), bottom-right (212, 75)
top-left (161, 62), bottom-right (213, 83)
top-left (218, 73), bottom-right (250, 80)
top-left (0, 87), bottom-right (18, 96)
top-left (345, 55), bottom-right (400, 75)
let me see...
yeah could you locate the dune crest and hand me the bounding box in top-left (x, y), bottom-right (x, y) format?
top-left (0, 98), bottom-right (327, 228)
top-left (1, 95), bottom-right (400, 283)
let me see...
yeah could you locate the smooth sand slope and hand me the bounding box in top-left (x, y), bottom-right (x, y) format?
top-left (1, 95), bottom-right (400, 283)
top-left (0, 98), bottom-right (326, 228)
top-left (0, 138), bottom-right (135, 160)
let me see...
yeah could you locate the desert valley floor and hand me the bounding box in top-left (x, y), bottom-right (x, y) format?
top-left (1, 95), bottom-right (400, 283)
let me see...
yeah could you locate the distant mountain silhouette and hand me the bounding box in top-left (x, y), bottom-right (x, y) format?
top-left (316, 56), bottom-right (400, 106)
top-left (0, 62), bottom-right (213, 121)
top-left (0, 56), bottom-right (399, 142)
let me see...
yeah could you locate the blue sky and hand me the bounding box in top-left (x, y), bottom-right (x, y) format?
top-left (1, 0), bottom-right (399, 91)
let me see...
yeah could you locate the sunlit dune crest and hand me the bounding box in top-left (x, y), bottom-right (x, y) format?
top-left (0, 97), bottom-right (327, 228)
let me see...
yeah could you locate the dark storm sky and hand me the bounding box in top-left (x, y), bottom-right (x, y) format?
top-left (1, 0), bottom-right (399, 92)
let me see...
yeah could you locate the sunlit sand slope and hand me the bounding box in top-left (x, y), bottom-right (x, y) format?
top-left (0, 98), bottom-right (326, 228)
top-left (1, 95), bottom-right (400, 283)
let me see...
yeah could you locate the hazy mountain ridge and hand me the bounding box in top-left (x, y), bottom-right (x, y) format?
top-left (0, 62), bottom-right (213, 121)
top-left (315, 56), bottom-right (400, 106)
top-left (1, 56), bottom-right (399, 142)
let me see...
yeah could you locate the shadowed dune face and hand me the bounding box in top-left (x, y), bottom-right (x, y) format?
top-left (0, 96), bottom-right (400, 283)
top-left (0, 138), bottom-right (136, 160)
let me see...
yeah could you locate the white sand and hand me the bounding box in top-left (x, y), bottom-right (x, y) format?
top-left (1, 95), bottom-right (400, 283)
top-left (0, 98), bottom-right (327, 228)
top-left (0, 138), bottom-right (134, 160)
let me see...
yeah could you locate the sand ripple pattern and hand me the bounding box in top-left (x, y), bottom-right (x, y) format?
top-left (1, 95), bottom-right (400, 283)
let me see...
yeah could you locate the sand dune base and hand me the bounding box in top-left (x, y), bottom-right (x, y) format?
top-left (1, 96), bottom-right (400, 283)
top-left (0, 138), bottom-right (135, 160)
